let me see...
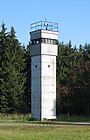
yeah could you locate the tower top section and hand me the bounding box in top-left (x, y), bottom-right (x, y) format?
top-left (30, 21), bottom-right (58, 32)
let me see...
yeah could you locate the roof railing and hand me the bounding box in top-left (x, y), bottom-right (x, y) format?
top-left (30, 21), bottom-right (58, 32)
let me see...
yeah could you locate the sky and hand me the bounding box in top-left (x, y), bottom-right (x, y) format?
top-left (0, 0), bottom-right (90, 47)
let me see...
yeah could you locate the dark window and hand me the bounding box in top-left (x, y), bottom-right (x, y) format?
top-left (48, 65), bottom-right (50, 68)
top-left (47, 38), bottom-right (51, 44)
top-left (41, 38), bottom-right (46, 43)
top-left (35, 65), bottom-right (37, 68)
top-left (31, 38), bottom-right (58, 45)
top-left (31, 39), bottom-right (41, 45)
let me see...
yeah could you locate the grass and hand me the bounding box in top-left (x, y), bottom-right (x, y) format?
top-left (0, 114), bottom-right (90, 123)
top-left (0, 124), bottom-right (90, 140)
top-left (0, 114), bottom-right (30, 123)
top-left (0, 114), bottom-right (90, 127)
top-left (0, 114), bottom-right (90, 140)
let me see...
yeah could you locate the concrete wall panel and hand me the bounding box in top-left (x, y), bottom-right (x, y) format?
top-left (31, 30), bottom-right (58, 120)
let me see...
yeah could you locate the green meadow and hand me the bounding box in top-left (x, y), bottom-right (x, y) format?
top-left (0, 124), bottom-right (90, 140)
top-left (0, 114), bottom-right (90, 140)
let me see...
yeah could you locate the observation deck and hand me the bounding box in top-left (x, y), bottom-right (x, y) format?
top-left (30, 21), bottom-right (58, 32)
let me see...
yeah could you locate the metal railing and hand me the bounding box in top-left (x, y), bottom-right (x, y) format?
top-left (30, 21), bottom-right (58, 32)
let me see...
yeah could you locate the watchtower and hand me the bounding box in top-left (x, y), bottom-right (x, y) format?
top-left (30, 21), bottom-right (58, 120)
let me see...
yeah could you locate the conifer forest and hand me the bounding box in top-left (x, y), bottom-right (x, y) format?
top-left (0, 24), bottom-right (90, 116)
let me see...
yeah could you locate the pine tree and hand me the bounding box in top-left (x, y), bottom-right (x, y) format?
top-left (0, 25), bottom-right (26, 113)
top-left (0, 23), bottom-right (9, 113)
top-left (56, 42), bottom-right (80, 115)
top-left (57, 42), bottom-right (90, 116)
top-left (20, 43), bottom-right (31, 113)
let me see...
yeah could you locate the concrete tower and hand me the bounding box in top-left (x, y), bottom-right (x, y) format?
top-left (30, 21), bottom-right (58, 120)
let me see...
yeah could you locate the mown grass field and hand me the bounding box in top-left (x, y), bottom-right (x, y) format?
top-left (0, 124), bottom-right (90, 140)
top-left (0, 114), bottom-right (90, 140)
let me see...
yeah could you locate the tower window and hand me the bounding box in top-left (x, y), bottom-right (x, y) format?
top-left (46, 38), bottom-right (51, 44)
top-left (31, 38), bottom-right (58, 45)
top-left (36, 40), bottom-right (39, 44)
top-left (31, 39), bottom-right (41, 45)
top-left (41, 38), bottom-right (46, 43)
top-left (48, 65), bottom-right (50, 68)
top-left (35, 65), bottom-right (37, 68)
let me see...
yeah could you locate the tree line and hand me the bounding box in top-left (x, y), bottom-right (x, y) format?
top-left (57, 42), bottom-right (90, 116)
top-left (0, 24), bottom-right (90, 116)
top-left (0, 24), bottom-right (30, 114)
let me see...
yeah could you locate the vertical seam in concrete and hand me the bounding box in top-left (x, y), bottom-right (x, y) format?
top-left (40, 31), bottom-right (42, 120)
top-left (40, 54), bottom-right (41, 120)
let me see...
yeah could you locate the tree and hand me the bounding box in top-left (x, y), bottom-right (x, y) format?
top-left (0, 23), bottom-right (9, 113)
top-left (20, 43), bottom-right (31, 113)
top-left (56, 42), bottom-right (78, 115)
top-left (0, 25), bottom-right (26, 113)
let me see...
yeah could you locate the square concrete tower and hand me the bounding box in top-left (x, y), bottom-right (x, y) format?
top-left (30, 21), bottom-right (58, 120)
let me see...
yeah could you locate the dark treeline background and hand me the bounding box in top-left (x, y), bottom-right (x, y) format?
top-left (0, 24), bottom-right (90, 116)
